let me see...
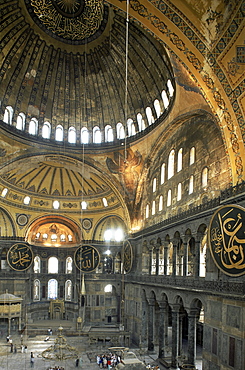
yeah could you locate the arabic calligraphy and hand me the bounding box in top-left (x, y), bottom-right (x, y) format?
top-left (74, 245), bottom-right (100, 272)
top-left (7, 244), bottom-right (33, 271)
top-left (209, 205), bottom-right (245, 276)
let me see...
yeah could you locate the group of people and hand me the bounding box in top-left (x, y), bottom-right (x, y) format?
top-left (47, 367), bottom-right (64, 370)
top-left (96, 352), bottom-right (121, 368)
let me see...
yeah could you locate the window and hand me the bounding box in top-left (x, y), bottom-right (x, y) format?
top-left (145, 204), bottom-right (149, 219)
top-left (1, 188), bottom-right (8, 197)
top-left (104, 284), bottom-right (112, 293)
top-left (16, 113), bottom-right (26, 130)
top-left (189, 175), bottom-right (194, 194)
top-left (55, 125), bottom-right (63, 141)
top-left (167, 79), bottom-right (174, 97)
top-left (202, 167), bottom-right (208, 187)
top-left (68, 126), bottom-right (76, 143)
top-left (93, 126), bottom-right (101, 143)
top-left (3, 106), bottom-right (13, 124)
top-left (102, 197), bottom-right (108, 207)
top-left (53, 200), bottom-right (60, 209)
top-left (190, 147), bottom-right (195, 165)
top-left (159, 195), bottom-right (163, 211)
top-left (81, 127), bottom-right (89, 144)
top-left (152, 200), bottom-right (156, 215)
top-left (65, 280), bottom-right (72, 301)
top-left (167, 189), bottom-right (172, 207)
top-left (161, 90), bottom-right (169, 109)
top-left (33, 279), bottom-right (40, 301)
top-left (48, 279), bottom-right (58, 299)
top-left (105, 125), bottom-right (114, 142)
top-left (81, 201), bottom-right (87, 210)
top-left (137, 113), bottom-right (143, 132)
top-left (23, 196), bottom-right (31, 205)
top-left (48, 256), bottom-right (58, 273)
top-left (177, 148), bottom-right (183, 172)
top-left (152, 178), bottom-right (157, 193)
top-left (116, 122), bottom-right (125, 139)
top-left (29, 118), bottom-right (38, 135)
top-left (42, 121), bottom-right (51, 139)
top-left (177, 182), bottom-right (182, 201)
top-left (66, 257), bottom-right (73, 273)
top-left (161, 163), bottom-right (165, 184)
top-left (127, 118), bottom-right (135, 136)
top-left (34, 256), bottom-right (41, 273)
top-left (146, 107), bottom-right (154, 125)
top-left (154, 99), bottom-right (161, 118)
top-left (168, 149), bottom-right (175, 179)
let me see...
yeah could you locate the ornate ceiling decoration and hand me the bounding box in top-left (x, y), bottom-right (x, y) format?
top-left (29, 0), bottom-right (104, 40)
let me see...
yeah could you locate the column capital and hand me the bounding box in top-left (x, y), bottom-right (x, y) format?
top-left (157, 300), bottom-right (168, 309)
top-left (147, 298), bottom-right (155, 306)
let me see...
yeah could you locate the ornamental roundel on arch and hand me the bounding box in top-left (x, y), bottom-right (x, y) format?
top-left (208, 204), bottom-right (245, 276)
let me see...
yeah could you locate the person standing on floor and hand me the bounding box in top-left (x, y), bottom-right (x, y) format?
top-left (30, 352), bottom-right (34, 367)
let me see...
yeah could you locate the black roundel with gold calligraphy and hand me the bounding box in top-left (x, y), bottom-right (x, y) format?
top-left (123, 240), bottom-right (133, 274)
top-left (208, 205), bottom-right (245, 276)
top-left (74, 245), bottom-right (100, 272)
top-left (7, 243), bottom-right (33, 271)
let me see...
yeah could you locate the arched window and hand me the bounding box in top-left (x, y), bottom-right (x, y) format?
top-left (145, 204), bottom-right (149, 219)
top-left (23, 196), bottom-right (30, 205)
top-left (29, 117), bottom-right (38, 135)
top-left (42, 121), bottom-right (51, 139)
top-left (168, 149), bottom-right (175, 179)
top-left (16, 113), bottom-right (26, 130)
top-left (116, 122), bottom-right (125, 139)
top-left (177, 148), bottom-right (183, 172)
top-left (167, 79), bottom-right (174, 97)
top-left (34, 256), bottom-right (41, 273)
top-left (146, 107), bottom-right (154, 125)
top-left (102, 197), bottom-right (108, 207)
top-left (105, 125), bottom-right (114, 142)
top-left (3, 106), bottom-right (13, 124)
top-left (66, 257), bottom-right (72, 274)
top-left (55, 125), bottom-right (63, 141)
top-left (53, 200), bottom-right (59, 209)
top-left (167, 189), bottom-right (172, 207)
top-left (189, 175), bottom-right (194, 194)
top-left (137, 113), bottom-right (143, 132)
top-left (65, 280), bottom-right (72, 301)
top-left (33, 279), bottom-right (40, 301)
top-left (81, 201), bottom-right (87, 210)
top-left (93, 126), bottom-right (101, 143)
top-left (68, 126), bottom-right (76, 143)
top-left (159, 195), bottom-right (163, 211)
top-left (152, 200), bottom-right (156, 215)
top-left (1, 188), bottom-right (8, 197)
top-left (161, 163), bottom-right (165, 184)
top-left (161, 90), bottom-right (169, 109)
top-left (127, 118), bottom-right (135, 136)
top-left (177, 182), bottom-right (182, 201)
top-left (104, 284), bottom-right (112, 293)
top-left (48, 279), bottom-right (58, 299)
top-left (190, 147), bottom-right (195, 165)
top-left (152, 178), bottom-right (157, 193)
top-left (202, 167), bottom-right (208, 187)
top-left (154, 99), bottom-right (161, 118)
top-left (81, 127), bottom-right (89, 144)
top-left (48, 256), bottom-right (58, 274)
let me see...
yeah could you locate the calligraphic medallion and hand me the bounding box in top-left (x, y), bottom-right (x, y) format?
top-left (74, 245), bottom-right (100, 272)
top-left (208, 205), bottom-right (245, 276)
top-left (123, 241), bottom-right (133, 274)
top-left (7, 243), bottom-right (33, 271)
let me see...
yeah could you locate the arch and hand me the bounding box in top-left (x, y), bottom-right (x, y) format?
top-left (81, 127), bottom-right (89, 144)
top-left (168, 149), bottom-right (175, 179)
top-left (34, 256), bottom-right (41, 273)
top-left (93, 215), bottom-right (127, 242)
top-left (68, 126), bottom-right (76, 143)
top-left (105, 124), bottom-right (114, 142)
top-left (16, 112), bottom-right (26, 130)
top-left (154, 99), bottom-right (161, 118)
top-left (3, 106), bottom-right (13, 124)
top-left (146, 106), bottom-right (154, 125)
top-left (33, 279), bottom-right (40, 301)
top-left (48, 278), bottom-right (58, 299)
top-left (42, 121), bottom-right (51, 139)
top-left (48, 256), bottom-right (58, 273)
top-left (116, 122), bottom-right (125, 139)
top-left (55, 124), bottom-right (64, 141)
top-left (65, 280), bottom-right (72, 301)
top-left (29, 117), bottom-right (38, 135)
top-left (93, 126), bottom-right (101, 143)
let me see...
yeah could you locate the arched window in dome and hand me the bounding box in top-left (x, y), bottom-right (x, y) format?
top-left (34, 256), bottom-right (41, 273)
top-left (152, 200), bottom-right (156, 215)
top-left (105, 125), bottom-right (114, 142)
top-left (23, 196), bottom-right (31, 205)
top-left (145, 204), bottom-right (149, 219)
top-left (102, 197), bottom-right (108, 207)
top-left (177, 182), bottom-right (182, 201)
top-left (93, 126), bottom-right (101, 143)
top-left (116, 122), bottom-right (125, 139)
top-left (167, 79), bottom-right (174, 97)
top-left (48, 257), bottom-right (58, 274)
top-left (1, 188), bottom-right (8, 197)
top-left (81, 127), bottom-right (89, 144)
top-left (65, 280), bottom-right (72, 301)
top-left (16, 112), bottom-right (26, 130)
top-left (189, 175), bottom-right (194, 194)
top-left (33, 279), bottom-right (40, 301)
top-left (202, 167), bottom-right (208, 187)
top-left (81, 201), bottom-right (87, 210)
top-left (159, 195), bottom-right (163, 211)
top-left (190, 147), bottom-right (195, 165)
top-left (137, 113), bottom-right (143, 132)
top-left (167, 189), bottom-right (172, 207)
top-left (68, 126), bottom-right (76, 144)
top-left (29, 117), bottom-right (38, 135)
top-left (42, 121), bottom-right (51, 139)
top-left (146, 107), bottom-right (154, 125)
top-left (161, 90), bottom-right (169, 109)
top-left (53, 200), bottom-right (59, 209)
top-left (3, 106), bottom-right (13, 125)
top-left (154, 99), bottom-right (161, 118)
top-left (55, 125), bottom-right (64, 141)
top-left (161, 163), bottom-right (165, 184)
top-left (177, 148), bottom-right (183, 172)
top-left (127, 118), bottom-right (135, 136)
top-left (152, 178), bottom-right (157, 193)
top-left (66, 257), bottom-right (72, 274)
top-left (168, 149), bottom-right (175, 179)
top-left (48, 279), bottom-right (58, 299)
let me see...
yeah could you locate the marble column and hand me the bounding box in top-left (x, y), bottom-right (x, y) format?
top-left (147, 298), bottom-right (155, 351)
top-left (164, 242), bottom-right (169, 275)
top-left (158, 301), bottom-right (167, 358)
top-left (183, 237), bottom-right (189, 276)
top-left (172, 240), bottom-right (178, 276)
top-left (194, 238), bottom-right (201, 278)
top-left (155, 246), bottom-right (160, 275)
top-left (171, 305), bottom-right (180, 369)
top-left (149, 246), bottom-right (154, 275)
top-left (187, 311), bottom-right (198, 365)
